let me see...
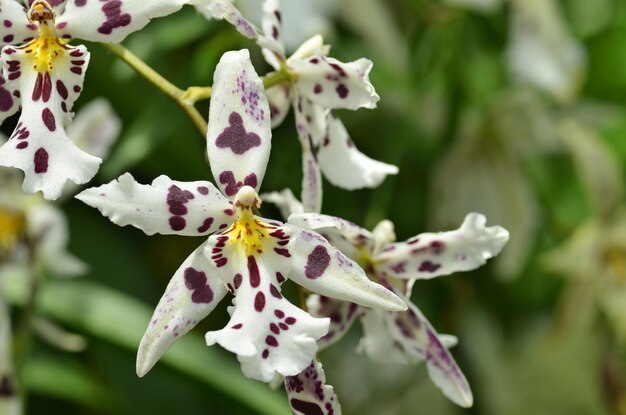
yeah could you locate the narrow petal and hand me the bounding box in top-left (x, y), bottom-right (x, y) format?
top-left (136, 241), bottom-right (229, 377)
top-left (204, 235), bottom-right (329, 382)
top-left (57, 0), bottom-right (189, 43)
top-left (288, 212), bottom-right (376, 254)
top-left (288, 34), bottom-right (329, 63)
top-left (0, 301), bottom-right (21, 415)
top-left (285, 359), bottom-right (342, 415)
top-left (0, 0), bottom-right (37, 47)
top-left (291, 55), bottom-right (379, 110)
top-left (76, 173), bottom-right (234, 236)
top-left (285, 223), bottom-right (406, 312)
top-left (260, 0), bottom-right (285, 58)
top-left (294, 94), bottom-right (327, 213)
top-left (307, 294), bottom-right (360, 350)
top-left (0, 43), bottom-right (99, 200)
top-left (318, 114), bottom-right (398, 190)
top-left (266, 84), bottom-right (291, 128)
top-left (207, 49), bottom-right (271, 198)
top-left (67, 98), bottom-right (121, 159)
top-left (359, 297), bottom-right (473, 407)
top-left (376, 213), bottom-right (509, 280)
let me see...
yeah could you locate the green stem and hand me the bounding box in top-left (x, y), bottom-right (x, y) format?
top-left (102, 43), bottom-right (208, 138)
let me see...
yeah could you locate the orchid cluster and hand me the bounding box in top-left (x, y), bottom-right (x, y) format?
top-left (0, 1), bottom-right (510, 414)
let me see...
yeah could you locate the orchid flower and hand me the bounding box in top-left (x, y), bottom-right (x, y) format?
top-left (77, 49), bottom-right (406, 383)
top-left (265, 189), bottom-right (509, 406)
top-left (207, 0), bottom-right (398, 212)
top-left (285, 359), bottom-right (341, 415)
top-left (0, 0), bottom-right (201, 199)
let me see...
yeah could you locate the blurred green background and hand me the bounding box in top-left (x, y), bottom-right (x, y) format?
top-left (4, 0), bottom-right (626, 413)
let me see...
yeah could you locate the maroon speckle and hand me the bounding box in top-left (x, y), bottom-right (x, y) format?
top-left (419, 261), bottom-right (441, 273)
top-left (336, 84), bottom-right (348, 99)
top-left (169, 216), bottom-right (186, 231)
top-left (269, 323), bottom-right (280, 334)
top-left (274, 248), bottom-right (291, 257)
top-left (276, 272), bottom-right (286, 283)
top-left (70, 67), bottom-right (82, 75)
top-left (32, 73), bottom-right (43, 101)
top-left (34, 147), bottom-right (48, 174)
top-left (265, 335), bottom-right (279, 347)
top-left (3, 20), bottom-right (12, 28)
top-left (73, 85), bottom-right (81, 93)
top-left (248, 256), bottom-right (260, 287)
top-left (313, 84), bottom-right (322, 94)
top-left (304, 245), bottom-right (330, 279)
top-left (3, 34), bottom-right (13, 43)
top-left (75, 0), bottom-right (86, 6)
top-left (269, 284), bottom-right (282, 299)
top-left (285, 317), bottom-right (296, 325)
top-left (310, 58), bottom-right (319, 64)
top-left (97, 1), bottom-right (132, 35)
top-left (56, 80), bottom-right (68, 100)
top-left (197, 217), bottom-right (214, 233)
top-left (254, 291), bottom-right (266, 312)
top-left (16, 141), bottom-right (28, 149)
top-left (184, 267), bottom-right (214, 304)
top-left (219, 170), bottom-right (258, 196)
top-left (216, 112), bottom-right (261, 155)
top-left (290, 399), bottom-right (323, 415)
top-left (262, 349), bottom-right (269, 359)
top-left (233, 273), bottom-right (242, 289)
top-left (197, 186), bottom-right (209, 195)
top-left (41, 108), bottom-right (56, 131)
top-left (42, 72), bottom-right (51, 102)
top-left (274, 309), bottom-right (285, 318)
top-left (232, 323), bottom-right (243, 329)
top-left (0, 87), bottom-right (13, 111)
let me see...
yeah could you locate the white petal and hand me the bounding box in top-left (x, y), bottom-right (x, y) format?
top-left (207, 49), bottom-right (271, 197)
top-left (376, 213), bottom-right (509, 280)
top-left (260, 0), bottom-right (285, 57)
top-left (0, 43), bottom-right (99, 200)
top-left (76, 173), bottom-right (234, 236)
top-left (292, 55), bottom-right (379, 110)
top-left (136, 241), bottom-right (229, 377)
top-left (285, 223), bottom-right (406, 312)
top-left (318, 114), bottom-right (398, 190)
top-left (307, 294), bottom-right (359, 350)
top-left (67, 98), bottom-right (121, 160)
top-left (285, 359), bottom-right (342, 415)
top-left (359, 297), bottom-right (473, 407)
top-left (0, 1), bottom-right (37, 48)
top-left (0, 301), bottom-right (21, 415)
top-left (57, 0), bottom-right (188, 43)
top-left (266, 84), bottom-right (291, 128)
top-left (288, 34), bottom-right (328, 63)
top-left (261, 188), bottom-right (304, 220)
top-left (204, 237), bottom-right (329, 382)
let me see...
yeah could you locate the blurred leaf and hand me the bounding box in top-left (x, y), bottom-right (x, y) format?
top-left (3, 279), bottom-right (290, 415)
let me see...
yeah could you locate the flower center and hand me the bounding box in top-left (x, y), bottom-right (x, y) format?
top-left (0, 207), bottom-right (24, 252)
top-left (223, 208), bottom-right (273, 256)
top-left (24, 0), bottom-right (66, 73)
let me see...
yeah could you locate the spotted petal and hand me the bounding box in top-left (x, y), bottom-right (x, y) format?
top-left (76, 173), bottom-right (234, 236)
top-left (307, 295), bottom-right (360, 350)
top-left (359, 296), bottom-right (473, 407)
top-left (260, 0), bottom-right (285, 60)
top-left (0, 0), bottom-right (37, 48)
top-left (0, 43), bottom-right (99, 200)
top-left (136, 241), bottom-right (229, 377)
top-left (0, 301), bottom-right (21, 415)
top-left (285, 359), bottom-right (342, 415)
top-left (57, 0), bottom-right (192, 44)
top-left (204, 235), bottom-right (329, 382)
top-left (207, 49), bottom-right (271, 198)
top-left (376, 213), bottom-right (509, 280)
top-left (285, 224), bottom-right (406, 312)
top-left (266, 84), bottom-right (291, 128)
top-left (291, 54), bottom-right (379, 110)
top-left (318, 114), bottom-right (398, 190)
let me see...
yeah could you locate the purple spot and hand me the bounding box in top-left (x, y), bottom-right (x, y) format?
top-left (270, 323), bottom-right (280, 334)
top-left (3, 34), bottom-right (13, 43)
top-left (42, 72), bottom-right (51, 102)
top-left (419, 261), bottom-right (441, 273)
top-left (197, 186), bottom-right (209, 195)
top-left (197, 217), bottom-right (214, 233)
top-left (219, 171), bottom-right (258, 196)
top-left (75, 0), bottom-right (86, 6)
top-left (16, 141), bottom-right (28, 149)
top-left (184, 267), bottom-right (214, 304)
top-left (265, 335), bottom-right (279, 347)
top-left (34, 147), bottom-right (48, 174)
top-left (290, 399), bottom-right (323, 415)
top-left (248, 256), bottom-right (260, 287)
top-left (97, 1), bottom-right (132, 35)
top-left (285, 317), bottom-right (296, 325)
top-left (56, 80), bottom-right (68, 100)
top-left (262, 349), bottom-right (269, 359)
top-left (32, 73), bottom-right (43, 101)
top-left (0, 88), bottom-right (13, 111)
top-left (41, 108), bottom-right (56, 131)
top-left (169, 216), bottom-right (186, 231)
top-left (274, 248), bottom-right (291, 257)
top-left (254, 291), bottom-right (266, 312)
top-left (3, 20), bottom-right (12, 28)
top-left (70, 67), bottom-right (82, 75)
top-left (274, 309), bottom-right (285, 318)
top-left (336, 84), bottom-right (348, 99)
top-left (269, 284), bottom-right (282, 299)
top-left (313, 84), bottom-right (322, 94)
top-left (232, 323), bottom-right (243, 329)
top-left (276, 272), bottom-right (286, 283)
top-left (304, 245), bottom-right (330, 279)
top-left (216, 112), bottom-right (261, 155)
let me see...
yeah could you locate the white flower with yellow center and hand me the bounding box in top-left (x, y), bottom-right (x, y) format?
top-left (0, 0), bottom-right (203, 200)
top-left (76, 49), bottom-right (406, 383)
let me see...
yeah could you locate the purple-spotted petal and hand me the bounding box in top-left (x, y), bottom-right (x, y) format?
top-left (307, 294), bottom-right (360, 350)
top-left (318, 114), bottom-right (398, 190)
top-left (76, 173), bottom-right (234, 236)
top-left (288, 212), bottom-right (376, 254)
top-left (0, 1), bottom-right (36, 48)
top-left (57, 0), bottom-right (190, 43)
top-left (285, 359), bottom-right (342, 415)
top-left (266, 84), bottom-right (291, 128)
top-left (0, 44), bottom-right (99, 200)
top-left (136, 241), bottom-right (229, 377)
top-left (285, 223), bottom-right (406, 311)
top-left (376, 213), bottom-right (509, 280)
top-left (207, 49), bottom-right (271, 198)
top-left (291, 54), bottom-right (379, 110)
top-left (260, 0), bottom-right (285, 59)
top-left (204, 237), bottom-right (329, 382)
top-left (359, 296), bottom-right (473, 407)
top-left (67, 98), bottom-right (121, 160)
